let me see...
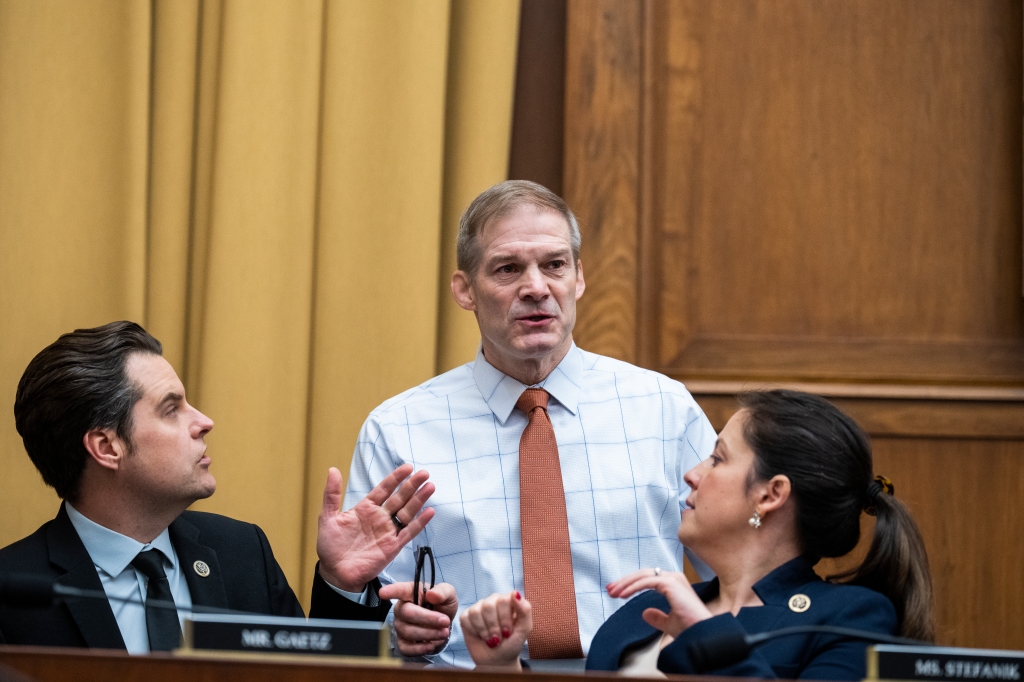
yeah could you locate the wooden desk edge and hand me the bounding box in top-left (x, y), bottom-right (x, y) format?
top-left (0, 645), bottom-right (720, 682)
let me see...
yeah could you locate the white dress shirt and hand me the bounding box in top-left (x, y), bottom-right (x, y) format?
top-left (65, 502), bottom-right (193, 654)
top-left (344, 343), bottom-right (717, 667)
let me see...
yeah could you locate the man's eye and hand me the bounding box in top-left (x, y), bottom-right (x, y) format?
top-left (497, 264), bottom-right (516, 274)
top-left (549, 260), bottom-right (566, 269)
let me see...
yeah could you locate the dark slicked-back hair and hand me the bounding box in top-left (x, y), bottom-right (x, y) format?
top-left (14, 321), bottom-right (162, 501)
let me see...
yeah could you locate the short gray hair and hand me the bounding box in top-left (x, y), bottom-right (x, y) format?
top-left (456, 180), bottom-right (581, 275)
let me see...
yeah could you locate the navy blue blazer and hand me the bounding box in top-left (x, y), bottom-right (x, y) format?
top-left (0, 503), bottom-right (391, 648)
top-left (586, 556), bottom-right (897, 680)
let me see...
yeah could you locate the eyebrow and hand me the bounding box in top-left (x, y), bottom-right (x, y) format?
top-left (157, 392), bottom-right (183, 409)
top-left (486, 246), bottom-right (573, 264)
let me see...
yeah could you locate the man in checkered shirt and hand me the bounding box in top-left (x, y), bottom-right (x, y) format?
top-left (343, 180), bottom-right (717, 667)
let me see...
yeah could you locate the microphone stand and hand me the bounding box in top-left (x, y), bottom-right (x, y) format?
top-left (0, 573), bottom-right (251, 616)
top-left (688, 624), bottom-right (930, 673)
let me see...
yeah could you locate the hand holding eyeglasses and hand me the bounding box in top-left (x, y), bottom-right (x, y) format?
top-left (379, 546), bottom-right (458, 657)
top-left (379, 575), bottom-right (459, 657)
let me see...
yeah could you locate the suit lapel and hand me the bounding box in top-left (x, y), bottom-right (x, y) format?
top-left (47, 504), bottom-right (126, 649)
top-left (169, 515), bottom-right (229, 610)
top-left (739, 555), bottom-right (822, 633)
top-left (738, 603), bottom-right (789, 633)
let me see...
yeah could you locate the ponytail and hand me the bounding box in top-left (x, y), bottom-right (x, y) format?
top-left (829, 485), bottom-right (935, 642)
top-left (739, 391), bottom-right (935, 642)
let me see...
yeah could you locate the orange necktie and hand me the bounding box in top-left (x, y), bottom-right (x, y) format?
top-left (516, 388), bottom-right (583, 659)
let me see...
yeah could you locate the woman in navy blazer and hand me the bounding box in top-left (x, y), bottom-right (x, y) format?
top-left (459, 390), bottom-right (935, 679)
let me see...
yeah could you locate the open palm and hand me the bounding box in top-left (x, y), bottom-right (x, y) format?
top-left (316, 464), bottom-right (435, 592)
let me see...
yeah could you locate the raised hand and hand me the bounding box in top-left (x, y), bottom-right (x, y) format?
top-left (459, 591), bottom-right (532, 670)
top-left (606, 568), bottom-right (712, 637)
top-left (379, 581), bottom-right (458, 657)
top-left (316, 464), bottom-right (435, 592)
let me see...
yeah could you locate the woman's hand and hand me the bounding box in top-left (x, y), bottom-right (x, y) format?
top-left (459, 591), bottom-right (532, 670)
top-left (607, 569), bottom-right (713, 637)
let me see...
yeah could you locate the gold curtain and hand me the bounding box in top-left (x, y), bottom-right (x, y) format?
top-left (0, 0), bottom-right (519, 607)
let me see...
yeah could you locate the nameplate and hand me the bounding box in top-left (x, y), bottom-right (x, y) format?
top-left (868, 644), bottom-right (1024, 681)
top-left (181, 613), bottom-right (390, 660)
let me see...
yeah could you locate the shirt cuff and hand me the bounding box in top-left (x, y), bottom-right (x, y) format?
top-left (323, 580), bottom-right (372, 606)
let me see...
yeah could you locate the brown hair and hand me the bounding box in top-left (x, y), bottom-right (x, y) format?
top-left (456, 180), bottom-right (581, 275)
top-left (14, 321), bottom-right (163, 501)
top-left (739, 390), bottom-right (935, 642)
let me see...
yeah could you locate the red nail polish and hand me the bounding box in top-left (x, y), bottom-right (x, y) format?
top-left (487, 637), bottom-right (499, 648)
top-left (502, 628), bottom-right (512, 638)
top-left (515, 591), bottom-right (522, 600)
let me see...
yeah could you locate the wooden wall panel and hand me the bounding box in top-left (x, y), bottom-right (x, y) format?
top-left (649, 0), bottom-right (1024, 385)
top-left (872, 437), bottom-right (1024, 650)
top-left (508, 0), bottom-right (566, 196)
top-left (563, 0), bottom-right (641, 363)
top-left (565, 0), bottom-right (1024, 649)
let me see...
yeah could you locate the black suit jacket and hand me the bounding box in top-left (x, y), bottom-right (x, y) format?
top-left (0, 504), bottom-right (392, 648)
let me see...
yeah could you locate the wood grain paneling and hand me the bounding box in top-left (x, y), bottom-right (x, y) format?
top-left (508, 0), bottom-right (566, 196)
top-left (563, 0), bottom-right (642, 363)
top-left (671, 338), bottom-right (1024, 386)
top-left (565, 0), bottom-right (1024, 650)
top-left (693, 390), bottom-right (1024, 440)
top-left (872, 437), bottom-right (1024, 650)
top-left (646, 0), bottom-right (1023, 382)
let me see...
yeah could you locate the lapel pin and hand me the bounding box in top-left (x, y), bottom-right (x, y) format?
top-left (193, 560), bottom-right (211, 578)
top-left (788, 594), bottom-right (811, 613)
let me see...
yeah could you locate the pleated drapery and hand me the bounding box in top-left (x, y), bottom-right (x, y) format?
top-left (0, 0), bottom-right (519, 607)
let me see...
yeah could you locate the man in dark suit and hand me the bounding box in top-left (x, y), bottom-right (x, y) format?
top-left (0, 321), bottom-right (436, 652)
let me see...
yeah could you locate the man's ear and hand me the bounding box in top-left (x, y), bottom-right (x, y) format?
top-left (574, 259), bottom-right (585, 301)
top-left (82, 428), bottom-right (127, 472)
top-left (451, 270), bottom-right (476, 312)
top-left (757, 474), bottom-right (792, 514)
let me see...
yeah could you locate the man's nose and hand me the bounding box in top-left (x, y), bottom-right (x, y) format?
top-left (519, 265), bottom-right (550, 299)
top-left (192, 407), bottom-right (214, 438)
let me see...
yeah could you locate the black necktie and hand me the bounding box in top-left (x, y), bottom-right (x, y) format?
top-left (130, 549), bottom-right (182, 652)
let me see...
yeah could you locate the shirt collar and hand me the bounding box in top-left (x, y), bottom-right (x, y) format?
top-left (750, 554), bottom-right (821, 604)
top-left (473, 342), bottom-right (584, 424)
top-left (65, 501), bottom-right (176, 578)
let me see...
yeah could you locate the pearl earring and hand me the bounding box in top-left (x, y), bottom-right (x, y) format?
top-left (748, 510), bottom-right (762, 529)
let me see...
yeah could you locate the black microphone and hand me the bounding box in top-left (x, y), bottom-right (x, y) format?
top-left (687, 624), bottom-right (929, 673)
top-left (0, 573), bottom-right (247, 616)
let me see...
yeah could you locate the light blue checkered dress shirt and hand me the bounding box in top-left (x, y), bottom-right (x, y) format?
top-left (343, 343), bottom-right (717, 667)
